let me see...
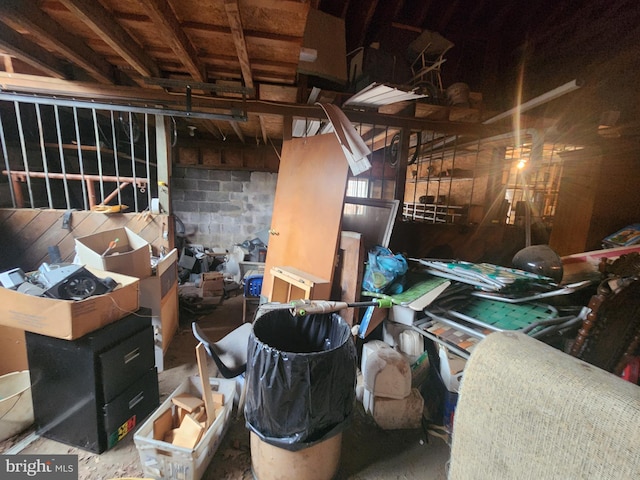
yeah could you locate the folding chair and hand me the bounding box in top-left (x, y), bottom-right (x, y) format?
top-left (192, 321), bottom-right (252, 418)
top-left (407, 29), bottom-right (454, 99)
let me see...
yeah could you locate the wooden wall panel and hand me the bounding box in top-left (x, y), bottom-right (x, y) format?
top-left (0, 208), bottom-right (172, 272)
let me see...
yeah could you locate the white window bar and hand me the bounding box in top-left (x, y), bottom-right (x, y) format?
top-left (72, 106), bottom-right (90, 210)
top-left (127, 112), bottom-right (139, 212)
top-left (91, 108), bottom-right (106, 204)
top-left (144, 113), bottom-right (152, 209)
top-left (0, 111), bottom-right (17, 207)
top-left (35, 104), bottom-right (54, 209)
top-left (14, 101), bottom-right (36, 208)
top-left (53, 105), bottom-right (72, 210)
top-left (109, 111), bottom-right (123, 207)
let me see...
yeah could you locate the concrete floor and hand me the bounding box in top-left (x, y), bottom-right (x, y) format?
top-left (0, 292), bottom-right (451, 479)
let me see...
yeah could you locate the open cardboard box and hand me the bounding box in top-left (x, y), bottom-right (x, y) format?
top-left (0, 267), bottom-right (139, 340)
top-left (139, 249), bottom-right (179, 370)
top-left (75, 227), bottom-right (152, 279)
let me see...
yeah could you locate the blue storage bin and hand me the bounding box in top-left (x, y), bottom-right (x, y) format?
top-left (244, 274), bottom-right (263, 298)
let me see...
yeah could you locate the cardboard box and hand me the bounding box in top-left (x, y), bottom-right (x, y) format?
top-left (140, 250), bottom-right (179, 372)
top-left (201, 272), bottom-right (224, 298)
top-left (0, 268), bottom-right (139, 340)
top-left (0, 325), bottom-right (28, 376)
top-left (75, 227), bottom-right (152, 279)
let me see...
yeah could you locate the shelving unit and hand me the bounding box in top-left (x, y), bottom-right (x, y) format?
top-left (403, 203), bottom-right (466, 223)
top-left (403, 139), bottom-right (485, 224)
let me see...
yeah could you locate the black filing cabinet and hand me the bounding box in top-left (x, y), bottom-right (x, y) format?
top-left (25, 309), bottom-right (159, 453)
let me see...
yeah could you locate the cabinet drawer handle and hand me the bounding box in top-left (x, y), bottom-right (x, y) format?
top-left (124, 348), bottom-right (140, 364)
top-left (129, 392), bottom-right (144, 409)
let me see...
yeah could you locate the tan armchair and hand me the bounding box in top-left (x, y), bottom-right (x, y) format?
top-left (448, 331), bottom-right (640, 479)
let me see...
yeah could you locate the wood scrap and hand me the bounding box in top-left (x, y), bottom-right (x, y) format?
top-left (196, 342), bottom-right (217, 428)
top-left (153, 407), bottom-right (173, 441)
top-left (172, 393), bottom-right (205, 413)
top-left (172, 414), bottom-right (204, 449)
top-left (211, 391), bottom-right (225, 407)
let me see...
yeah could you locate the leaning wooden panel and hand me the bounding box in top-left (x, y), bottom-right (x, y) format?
top-left (261, 134), bottom-right (349, 300)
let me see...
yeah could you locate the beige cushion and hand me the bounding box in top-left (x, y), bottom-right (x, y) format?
top-left (449, 331), bottom-right (640, 479)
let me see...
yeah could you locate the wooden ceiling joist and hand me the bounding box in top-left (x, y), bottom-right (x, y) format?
top-left (0, 27), bottom-right (68, 79)
top-left (259, 115), bottom-right (268, 144)
top-left (223, 0), bottom-right (254, 91)
top-left (0, 0), bottom-right (114, 84)
top-left (183, 21), bottom-right (303, 45)
top-left (229, 120), bottom-right (245, 143)
top-left (58, 0), bottom-right (160, 78)
top-left (137, 0), bottom-right (206, 82)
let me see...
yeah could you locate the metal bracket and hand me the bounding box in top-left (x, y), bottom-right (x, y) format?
top-left (62, 209), bottom-right (73, 230)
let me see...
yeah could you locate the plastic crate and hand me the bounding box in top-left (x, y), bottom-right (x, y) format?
top-left (244, 274), bottom-right (263, 298)
top-left (134, 376), bottom-right (235, 480)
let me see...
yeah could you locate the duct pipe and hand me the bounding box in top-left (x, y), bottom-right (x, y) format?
top-left (483, 79), bottom-right (582, 124)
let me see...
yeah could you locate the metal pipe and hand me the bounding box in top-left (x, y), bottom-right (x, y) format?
top-left (483, 79), bottom-right (582, 124)
top-left (3, 170), bottom-right (149, 184)
top-left (0, 91), bottom-right (248, 122)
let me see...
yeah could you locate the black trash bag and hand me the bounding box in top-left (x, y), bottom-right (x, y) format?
top-left (244, 309), bottom-right (357, 451)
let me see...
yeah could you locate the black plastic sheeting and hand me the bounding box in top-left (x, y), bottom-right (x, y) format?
top-left (244, 310), bottom-right (357, 451)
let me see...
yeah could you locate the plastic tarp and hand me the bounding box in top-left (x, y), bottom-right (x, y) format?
top-left (244, 310), bottom-right (357, 451)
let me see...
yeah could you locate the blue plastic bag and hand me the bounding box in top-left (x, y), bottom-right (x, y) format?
top-left (362, 246), bottom-right (408, 294)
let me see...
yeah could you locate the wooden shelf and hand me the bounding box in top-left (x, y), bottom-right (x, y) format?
top-left (268, 266), bottom-right (331, 303)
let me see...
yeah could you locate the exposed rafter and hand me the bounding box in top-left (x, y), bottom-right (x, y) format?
top-left (0, 0), bottom-right (114, 83)
top-left (137, 0), bottom-right (206, 82)
top-left (58, 0), bottom-right (160, 78)
top-left (223, 0), bottom-right (254, 91)
top-left (259, 115), bottom-right (268, 144)
top-left (0, 26), bottom-right (68, 79)
top-left (228, 120), bottom-right (245, 143)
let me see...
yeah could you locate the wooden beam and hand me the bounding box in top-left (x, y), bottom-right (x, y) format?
top-left (183, 21), bottom-right (303, 45)
top-left (0, 0), bottom-right (114, 83)
top-left (228, 120), bottom-right (245, 143)
top-left (223, 0), bottom-right (254, 91)
top-left (199, 121), bottom-right (223, 140)
top-left (0, 73), bottom-right (488, 137)
top-left (259, 115), bottom-right (268, 144)
top-left (137, 0), bottom-right (206, 82)
top-left (0, 26), bottom-right (68, 79)
top-left (58, 0), bottom-right (160, 78)
top-left (3, 56), bottom-right (14, 73)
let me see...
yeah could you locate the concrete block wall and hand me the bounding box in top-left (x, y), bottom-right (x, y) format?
top-left (171, 166), bottom-right (277, 249)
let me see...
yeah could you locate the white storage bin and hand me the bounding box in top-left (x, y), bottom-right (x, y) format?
top-left (134, 376), bottom-right (235, 480)
top-left (0, 370), bottom-right (34, 442)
